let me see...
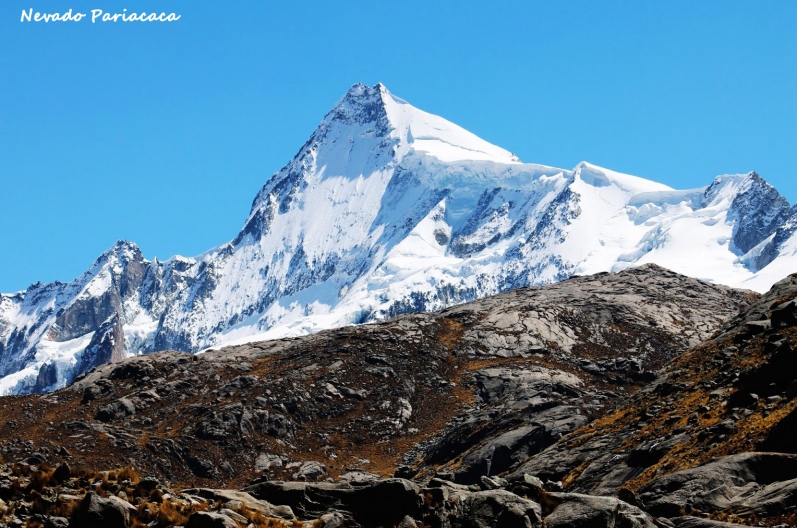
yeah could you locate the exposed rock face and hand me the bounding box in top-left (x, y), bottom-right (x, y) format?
top-left (508, 272), bottom-right (797, 517)
top-left (704, 172), bottom-right (793, 255)
top-left (418, 367), bottom-right (589, 484)
top-left (637, 452), bottom-right (797, 517)
top-left (33, 361), bottom-right (59, 393)
top-left (753, 204), bottom-right (797, 271)
top-left (75, 313), bottom-right (126, 379)
top-left (543, 493), bottom-right (656, 528)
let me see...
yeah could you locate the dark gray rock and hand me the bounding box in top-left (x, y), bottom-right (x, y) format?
top-left (44, 517), bottom-right (69, 528)
top-left (95, 398), bottom-right (135, 423)
top-left (452, 489), bottom-right (542, 528)
top-left (255, 453), bottom-right (283, 472)
top-left (244, 481), bottom-right (355, 519)
top-left (292, 461), bottom-right (327, 481)
top-left (81, 379), bottom-right (115, 404)
top-left (137, 477), bottom-right (159, 492)
top-left (72, 492), bottom-right (130, 528)
top-left (316, 511), bottom-right (348, 528)
top-left (348, 479), bottom-right (422, 527)
top-left (638, 452), bottom-right (797, 517)
top-left (185, 511), bottom-right (238, 528)
top-left (74, 313), bottom-right (126, 380)
top-left (770, 300), bottom-right (797, 329)
top-left (732, 477), bottom-right (797, 517)
top-left (52, 463), bottom-right (71, 483)
top-left (454, 405), bottom-right (588, 483)
top-left (509, 474), bottom-right (545, 501)
top-left (245, 478), bottom-right (420, 524)
top-left (34, 362), bottom-right (59, 393)
top-left (187, 456), bottom-right (217, 479)
top-left (544, 493), bottom-right (656, 528)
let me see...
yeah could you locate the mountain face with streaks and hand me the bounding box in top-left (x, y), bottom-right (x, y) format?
top-left (1, 83), bottom-right (795, 395)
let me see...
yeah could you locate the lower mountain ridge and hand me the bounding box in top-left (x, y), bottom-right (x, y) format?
top-left (2, 265), bottom-right (797, 527)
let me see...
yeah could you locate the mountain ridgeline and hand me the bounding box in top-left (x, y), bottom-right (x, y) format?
top-left (1, 83), bottom-right (795, 395)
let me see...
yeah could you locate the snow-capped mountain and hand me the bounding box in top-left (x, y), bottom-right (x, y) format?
top-left (1, 83), bottom-right (795, 395)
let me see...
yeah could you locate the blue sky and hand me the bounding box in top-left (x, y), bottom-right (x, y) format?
top-left (0, 0), bottom-right (795, 292)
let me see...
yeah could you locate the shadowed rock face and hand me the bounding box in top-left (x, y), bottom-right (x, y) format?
top-left (51, 245), bottom-right (148, 344)
top-left (754, 204), bottom-right (797, 272)
top-left (74, 313), bottom-right (126, 380)
top-left (717, 172), bottom-right (793, 255)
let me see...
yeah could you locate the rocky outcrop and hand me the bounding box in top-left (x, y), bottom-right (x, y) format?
top-left (705, 172), bottom-right (793, 255)
top-left (638, 453), bottom-right (797, 517)
top-left (4, 269), bottom-right (797, 526)
top-left (543, 493), bottom-right (656, 528)
top-left (506, 272), bottom-right (797, 527)
top-left (75, 313), bottom-right (126, 380)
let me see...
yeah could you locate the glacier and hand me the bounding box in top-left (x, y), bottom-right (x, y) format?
top-left (1, 82), bottom-right (795, 395)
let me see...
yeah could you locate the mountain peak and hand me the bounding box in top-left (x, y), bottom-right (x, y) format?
top-left (702, 171), bottom-right (762, 205)
top-left (96, 240), bottom-right (142, 263)
top-left (317, 83), bottom-right (519, 164)
top-left (321, 83), bottom-right (392, 133)
top-left (700, 172), bottom-right (793, 255)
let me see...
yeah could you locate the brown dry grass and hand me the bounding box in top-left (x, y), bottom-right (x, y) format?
top-left (53, 498), bottom-right (80, 519)
top-left (133, 498), bottom-right (209, 526)
top-left (115, 466), bottom-right (140, 483)
top-left (436, 318), bottom-right (465, 350)
top-left (561, 461), bottom-right (589, 489)
top-left (26, 465), bottom-right (53, 492)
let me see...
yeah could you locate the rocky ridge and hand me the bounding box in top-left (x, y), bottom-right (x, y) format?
top-left (4, 265), bottom-right (788, 527)
top-left (507, 272), bottom-right (797, 525)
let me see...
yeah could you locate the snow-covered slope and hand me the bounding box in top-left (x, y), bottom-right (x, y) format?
top-left (1, 83), bottom-right (794, 395)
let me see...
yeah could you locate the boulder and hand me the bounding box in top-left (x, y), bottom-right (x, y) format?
top-left (95, 398), bottom-right (135, 423)
top-left (187, 456), bottom-right (217, 478)
top-left (316, 511), bottom-right (348, 528)
top-left (509, 474), bottom-right (545, 501)
top-left (255, 453), bottom-right (283, 472)
top-left (244, 481), bottom-right (354, 519)
top-left (770, 300), bottom-right (797, 328)
top-left (52, 463), bottom-right (71, 483)
top-left (292, 460), bottom-right (327, 481)
top-left (72, 492), bottom-right (130, 528)
top-left (44, 517), bottom-right (69, 528)
top-left (452, 489), bottom-right (542, 528)
top-left (349, 478), bottom-right (422, 527)
top-left (180, 488), bottom-right (294, 520)
top-left (543, 493), bottom-right (656, 528)
top-left (637, 452), bottom-right (797, 517)
top-left (185, 511), bottom-right (238, 528)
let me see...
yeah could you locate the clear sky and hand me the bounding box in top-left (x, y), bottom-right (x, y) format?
top-left (0, 1), bottom-right (795, 293)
